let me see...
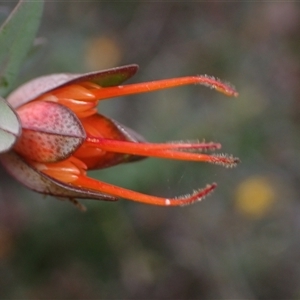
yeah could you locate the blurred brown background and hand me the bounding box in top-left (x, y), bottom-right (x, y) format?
top-left (0, 1), bottom-right (300, 299)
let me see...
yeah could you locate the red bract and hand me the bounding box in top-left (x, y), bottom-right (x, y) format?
top-left (0, 64), bottom-right (239, 210)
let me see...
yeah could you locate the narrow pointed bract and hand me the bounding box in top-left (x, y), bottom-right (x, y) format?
top-left (1, 65), bottom-right (239, 209)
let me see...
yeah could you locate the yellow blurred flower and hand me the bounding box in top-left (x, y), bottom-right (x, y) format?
top-left (235, 176), bottom-right (276, 218)
top-left (84, 36), bottom-right (122, 71)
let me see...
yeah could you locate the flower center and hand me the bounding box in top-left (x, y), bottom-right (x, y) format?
top-left (35, 81), bottom-right (102, 118)
top-left (33, 156), bottom-right (87, 183)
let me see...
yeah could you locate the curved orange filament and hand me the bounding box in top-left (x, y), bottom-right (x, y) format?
top-left (73, 175), bottom-right (217, 206)
top-left (89, 76), bottom-right (238, 100)
top-left (39, 76), bottom-right (237, 119)
top-left (85, 137), bottom-right (239, 167)
top-left (86, 137), bottom-right (222, 151)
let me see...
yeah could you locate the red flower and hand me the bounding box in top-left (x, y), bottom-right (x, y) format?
top-left (0, 65), bottom-right (239, 210)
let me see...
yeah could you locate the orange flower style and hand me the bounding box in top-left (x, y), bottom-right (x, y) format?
top-left (0, 65), bottom-right (239, 210)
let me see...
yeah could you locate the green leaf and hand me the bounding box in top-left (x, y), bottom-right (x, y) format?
top-left (0, 97), bottom-right (21, 153)
top-left (0, 0), bottom-right (44, 97)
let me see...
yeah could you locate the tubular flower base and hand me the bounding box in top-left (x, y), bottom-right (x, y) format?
top-left (1, 64), bottom-right (239, 210)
